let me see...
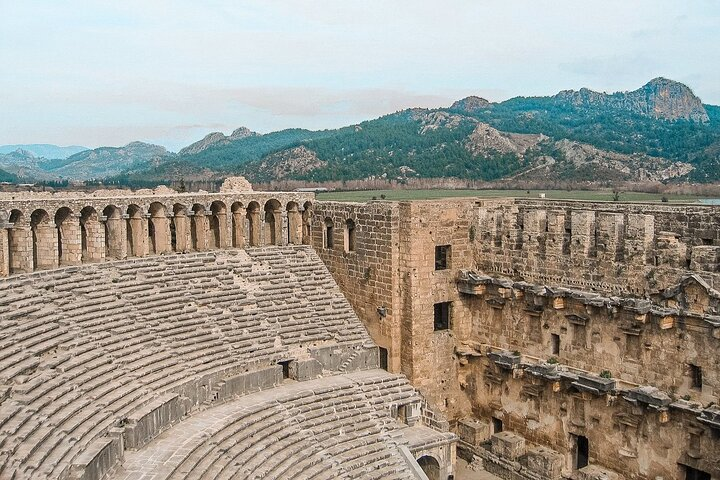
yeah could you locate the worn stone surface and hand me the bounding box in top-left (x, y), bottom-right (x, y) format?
top-left (313, 197), bottom-right (720, 480)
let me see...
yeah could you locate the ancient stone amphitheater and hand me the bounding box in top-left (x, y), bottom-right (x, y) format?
top-left (2, 180), bottom-right (720, 480)
top-left (0, 181), bottom-right (455, 480)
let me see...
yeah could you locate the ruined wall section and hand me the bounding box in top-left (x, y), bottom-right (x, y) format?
top-left (475, 199), bottom-right (720, 297)
top-left (396, 200), bottom-right (475, 417)
top-left (310, 201), bottom-right (401, 372)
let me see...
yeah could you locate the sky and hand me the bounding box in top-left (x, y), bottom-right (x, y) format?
top-left (1, 0), bottom-right (719, 152)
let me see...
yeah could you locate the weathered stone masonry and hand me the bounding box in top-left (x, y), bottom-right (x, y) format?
top-left (0, 187), bottom-right (314, 277)
top-left (314, 197), bottom-right (720, 480)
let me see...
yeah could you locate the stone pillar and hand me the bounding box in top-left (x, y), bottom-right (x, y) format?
top-left (595, 213), bottom-right (625, 267)
top-left (104, 215), bottom-right (125, 259)
top-left (190, 212), bottom-right (208, 251)
top-left (58, 214), bottom-right (82, 266)
top-left (215, 212), bottom-right (228, 248)
top-left (570, 211), bottom-right (595, 261)
top-left (150, 214), bottom-right (171, 254)
top-left (301, 208), bottom-right (312, 245)
top-left (8, 227), bottom-right (32, 274)
top-left (82, 216), bottom-right (105, 263)
top-left (232, 211), bottom-right (245, 248)
top-left (0, 227), bottom-right (9, 276)
top-left (34, 223), bottom-right (58, 270)
top-left (248, 210), bottom-right (261, 247)
top-left (288, 209), bottom-right (302, 244)
top-left (625, 214), bottom-right (654, 267)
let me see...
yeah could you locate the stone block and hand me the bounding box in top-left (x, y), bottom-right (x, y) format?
top-left (576, 464), bottom-right (622, 480)
top-left (491, 431), bottom-right (526, 461)
top-left (525, 446), bottom-right (564, 479)
top-left (457, 417), bottom-right (490, 446)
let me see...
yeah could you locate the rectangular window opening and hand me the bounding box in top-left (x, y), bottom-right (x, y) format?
top-left (435, 245), bottom-right (450, 270)
top-left (433, 302), bottom-right (451, 331)
top-left (689, 364), bottom-right (703, 390)
top-left (551, 333), bottom-right (560, 355)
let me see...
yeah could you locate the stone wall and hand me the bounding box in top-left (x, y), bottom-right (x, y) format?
top-left (315, 196), bottom-right (720, 480)
top-left (0, 189), bottom-right (314, 277)
top-left (310, 201), bottom-right (401, 371)
top-left (476, 199), bottom-right (720, 296)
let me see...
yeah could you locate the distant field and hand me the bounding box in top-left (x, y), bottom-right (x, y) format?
top-left (316, 189), bottom-right (709, 203)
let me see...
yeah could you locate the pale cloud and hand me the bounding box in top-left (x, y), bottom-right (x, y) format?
top-left (0, 0), bottom-right (718, 149)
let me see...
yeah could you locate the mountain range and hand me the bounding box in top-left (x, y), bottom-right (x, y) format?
top-left (2, 78), bottom-right (719, 185)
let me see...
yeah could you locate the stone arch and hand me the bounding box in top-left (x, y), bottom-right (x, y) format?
top-left (126, 204), bottom-right (146, 257)
top-left (80, 206), bottom-right (103, 263)
top-left (416, 455), bottom-right (441, 480)
top-left (324, 217), bottom-right (334, 249)
top-left (246, 201), bottom-right (261, 247)
top-left (263, 199), bottom-right (282, 246)
top-left (302, 201), bottom-right (313, 245)
top-left (103, 205), bottom-right (124, 259)
top-left (209, 201), bottom-right (227, 249)
top-left (191, 204), bottom-right (207, 251)
top-left (8, 209), bottom-right (31, 273)
top-left (231, 201), bottom-right (245, 248)
top-left (172, 204), bottom-right (189, 252)
top-left (344, 218), bottom-right (356, 252)
top-left (55, 207), bottom-right (80, 266)
top-left (286, 201), bottom-right (302, 245)
top-left (31, 208), bottom-right (56, 270)
top-left (148, 202), bottom-right (170, 255)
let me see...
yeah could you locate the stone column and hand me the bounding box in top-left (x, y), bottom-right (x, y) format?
top-left (58, 213), bottom-right (82, 266)
top-left (232, 211), bottom-right (245, 248)
top-left (34, 223), bottom-right (58, 270)
top-left (288, 209), bottom-right (302, 244)
top-left (0, 227), bottom-right (9, 276)
top-left (8, 227), bottom-right (33, 274)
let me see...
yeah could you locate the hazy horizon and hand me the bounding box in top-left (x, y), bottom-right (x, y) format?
top-left (2, 0), bottom-right (719, 151)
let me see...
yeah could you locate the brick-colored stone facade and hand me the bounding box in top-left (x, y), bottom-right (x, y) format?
top-left (313, 197), bottom-right (720, 480)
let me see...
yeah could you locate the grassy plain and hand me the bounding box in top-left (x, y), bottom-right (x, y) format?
top-left (316, 189), bottom-right (707, 203)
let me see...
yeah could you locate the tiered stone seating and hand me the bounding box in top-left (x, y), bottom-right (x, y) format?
top-left (0, 246), bottom-right (380, 479)
top-left (113, 371), bottom-right (426, 480)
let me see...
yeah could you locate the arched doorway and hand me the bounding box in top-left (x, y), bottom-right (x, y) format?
top-left (191, 204), bottom-right (207, 251)
top-left (417, 456), bottom-right (441, 480)
top-left (31, 209), bottom-right (55, 270)
top-left (209, 201), bottom-right (227, 249)
top-left (263, 199), bottom-right (282, 246)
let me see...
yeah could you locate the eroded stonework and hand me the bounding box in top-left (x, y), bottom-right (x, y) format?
top-left (313, 198), bottom-right (720, 480)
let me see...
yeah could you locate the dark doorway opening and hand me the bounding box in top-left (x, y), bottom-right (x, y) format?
top-left (279, 360), bottom-right (291, 380)
top-left (492, 417), bottom-right (503, 434)
top-left (575, 435), bottom-right (589, 469)
top-left (379, 347), bottom-right (388, 371)
top-left (684, 465), bottom-right (711, 480)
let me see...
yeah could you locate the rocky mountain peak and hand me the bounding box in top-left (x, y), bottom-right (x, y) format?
top-left (450, 96), bottom-right (492, 114)
top-left (554, 78), bottom-right (709, 123)
top-left (229, 127), bottom-right (258, 140)
top-left (179, 127), bottom-right (259, 156)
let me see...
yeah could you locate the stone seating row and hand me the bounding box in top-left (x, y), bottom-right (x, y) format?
top-left (113, 371), bottom-right (424, 480)
top-left (0, 246), bottom-right (371, 478)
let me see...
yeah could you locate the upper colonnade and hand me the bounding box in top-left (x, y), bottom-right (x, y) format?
top-left (0, 178), bottom-right (314, 276)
